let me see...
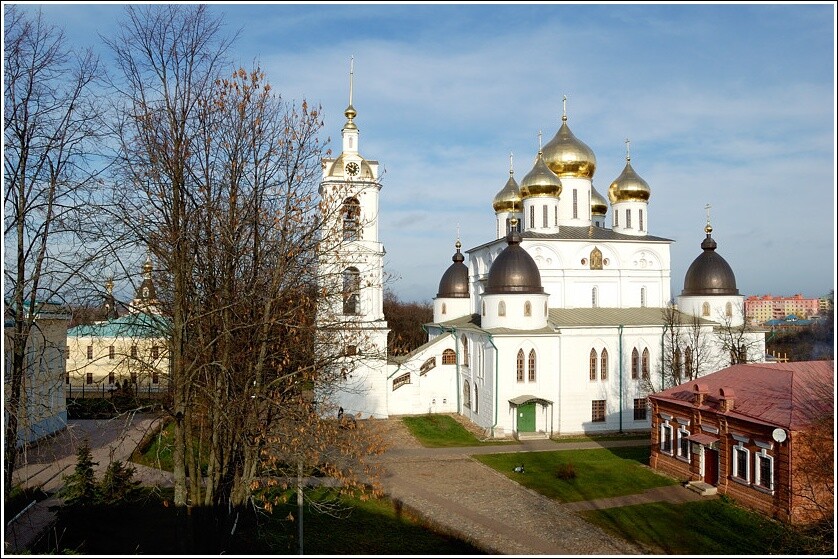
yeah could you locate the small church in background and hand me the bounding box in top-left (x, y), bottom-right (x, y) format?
top-left (316, 63), bottom-right (766, 439)
top-left (66, 257), bottom-right (170, 397)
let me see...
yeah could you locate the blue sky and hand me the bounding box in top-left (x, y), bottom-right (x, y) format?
top-left (10, 2), bottom-right (836, 303)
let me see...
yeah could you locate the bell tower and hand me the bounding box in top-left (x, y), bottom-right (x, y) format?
top-left (316, 58), bottom-right (390, 418)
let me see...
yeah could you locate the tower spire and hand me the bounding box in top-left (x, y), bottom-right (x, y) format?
top-left (704, 203), bottom-right (713, 234)
top-left (625, 138), bottom-right (631, 162)
top-left (349, 55), bottom-right (354, 107)
top-left (538, 130), bottom-right (543, 153)
top-left (562, 95), bottom-right (568, 122)
top-left (509, 152), bottom-right (514, 176)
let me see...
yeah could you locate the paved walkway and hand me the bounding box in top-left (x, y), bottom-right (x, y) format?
top-left (365, 417), bottom-right (716, 555)
top-left (4, 414), bottom-right (717, 555)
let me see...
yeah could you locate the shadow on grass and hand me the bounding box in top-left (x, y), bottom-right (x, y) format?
top-left (31, 487), bottom-right (486, 555)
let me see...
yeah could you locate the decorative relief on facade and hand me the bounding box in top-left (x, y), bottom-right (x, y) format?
top-left (590, 247), bottom-right (603, 270)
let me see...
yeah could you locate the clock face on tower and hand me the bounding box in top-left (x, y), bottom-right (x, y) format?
top-left (345, 162), bottom-right (360, 176)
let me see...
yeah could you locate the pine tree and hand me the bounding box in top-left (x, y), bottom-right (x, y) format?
top-left (99, 460), bottom-right (140, 504)
top-left (61, 440), bottom-right (99, 505)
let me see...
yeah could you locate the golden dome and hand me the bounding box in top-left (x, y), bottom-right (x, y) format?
top-left (542, 115), bottom-right (597, 179)
top-left (493, 171), bottom-right (521, 212)
top-left (590, 184), bottom-right (608, 216)
top-left (607, 158), bottom-right (651, 204)
top-left (520, 151), bottom-right (562, 199)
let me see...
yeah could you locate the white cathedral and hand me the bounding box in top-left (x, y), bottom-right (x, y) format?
top-left (316, 70), bottom-right (766, 439)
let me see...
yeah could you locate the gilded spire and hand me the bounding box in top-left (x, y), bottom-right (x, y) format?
top-left (562, 94), bottom-right (567, 122)
top-left (509, 152), bottom-right (514, 176)
top-left (625, 138), bottom-right (631, 162)
top-left (344, 56), bottom-right (357, 127)
top-left (105, 276), bottom-right (114, 294)
top-left (538, 130), bottom-right (543, 153)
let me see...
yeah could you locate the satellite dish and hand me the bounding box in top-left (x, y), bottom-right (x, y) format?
top-left (772, 428), bottom-right (787, 443)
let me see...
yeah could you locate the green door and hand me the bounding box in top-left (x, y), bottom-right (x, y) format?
top-left (517, 402), bottom-right (536, 432)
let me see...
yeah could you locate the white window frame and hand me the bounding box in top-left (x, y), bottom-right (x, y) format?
top-left (754, 449), bottom-right (774, 492)
top-left (731, 442), bottom-right (750, 483)
top-left (677, 426), bottom-right (691, 461)
top-left (660, 421), bottom-right (674, 455)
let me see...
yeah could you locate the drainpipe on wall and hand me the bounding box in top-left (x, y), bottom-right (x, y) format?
top-left (619, 324), bottom-right (624, 433)
top-left (660, 326), bottom-right (666, 390)
top-left (486, 332), bottom-right (499, 437)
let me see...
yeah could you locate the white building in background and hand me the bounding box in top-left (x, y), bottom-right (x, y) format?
top-left (3, 301), bottom-right (72, 445)
top-left (317, 69), bottom-right (766, 438)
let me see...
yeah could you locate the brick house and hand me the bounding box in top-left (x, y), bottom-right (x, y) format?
top-left (648, 360), bottom-right (834, 525)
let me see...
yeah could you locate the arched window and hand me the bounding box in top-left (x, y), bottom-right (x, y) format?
top-left (674, 348), bottom-right (682, 377)
top-left (631, 348), bottom-right (640, 379)
top-left (461, 335), bottom-right (469, 367)
top-left (725, 302), bottom-right (733, 317)
top-left (441, 302), bottom-right (447, 315)
top-left (342, 197), bottom-right (361, 241)
top-left (589, 348), bottom-right (597, 380)
top-left (626, 209), bottom-right (632, 229)
top-left (442, 349), bottom-right (456, 365)
top-left (592, 287), bottom-right (599, 308)
top-left (600, 348), bottom-right (608, 380)
top-left (516, 349), bottom-right (525, 382)
top-left (640, 287), bottom-right (647, 308)
top-left (498, 301), bottom-right (506, 316)
top-left (463, 380), bottom-right (471, 409)
top-left (342, 267), bottom-right (360, 314)
top-left (642, 347), bottom-right (650, 379)
top-left (573, 189), bottom-right (578, 219)
top-left (524, 301), bottom-right (532, 316)
top-left (639, 209), bottom-right (644, 231)
top-left (528, 349), bottom-right (536, 382)
top-left (142, 287), bottom-right (149, 298)
top-left (614, 210), bottom-right (619, 227)
top-left (529, 205), bottom-right (535, 229)
top-left (684, 346), bottom-right (693, 377)
top-left (482, 301), bottom-right (486, 316)
top-left (544, 301), bottom-right (548, 316)
top-left (474, 388), bottom-right (479, 414)
top-left (542, 204), bottom-right (548, 228)
top-left (702, 302), bottom-right (710, 317)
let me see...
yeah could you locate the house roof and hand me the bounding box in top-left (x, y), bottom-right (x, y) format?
top-left (67, 312), bottom-right (168, 339)
top-left (650, 360), bottom-right (834, 431)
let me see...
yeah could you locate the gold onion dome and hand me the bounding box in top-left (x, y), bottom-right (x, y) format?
top-left (590, 184), bottom-right (608, 216)
top-left (520, 150), bottom-right (563, 199)
top-left (607, 157), bottom-right (651, 204)
top-left (493, 168), bottom-right (522, 212)
top-left (542, 111), bottom-right (597, 179)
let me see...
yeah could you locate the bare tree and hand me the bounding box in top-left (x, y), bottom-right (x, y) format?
top-left (712, 303), bottom-right (764, 367)
top-left (383, 289), bottom-right (432, 356)
top-left (649, 304), bottom-right (714, 393)
top-left (101, 7), bottom-right (385, 549)
top-left (3, 5), bottom-right (103, 501)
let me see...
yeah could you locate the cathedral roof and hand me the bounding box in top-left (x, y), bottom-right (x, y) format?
top-left (68, 312), bottom-right (168, 338)
top-left (492, 170), bottom-right (522, 212)
top-left (484, 229), bottom-right (544, 295)
top-left (590, 184), bottom-right (608, 216)
top-left (466, 226), bottom-right (672, 253)
top-left (542, 108), bottom-right (597, 179)
top-left (681, 224), bottom-right (739, 296)
top-left (436, 241), bottom-right (470, 298)
top-left (608, 159), bottom-right (651, 204)
top-left (520, 150), bottom-right (563, 199)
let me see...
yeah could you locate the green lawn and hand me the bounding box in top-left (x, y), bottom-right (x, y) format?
top-left (579, 499), bottom-right (816, 555)
top-left (474, 445), bottom-right (676, 502)
top-left (476, 446), bottom-right (823, 555)
top-left (401, 415), bottom-right (517, 447)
